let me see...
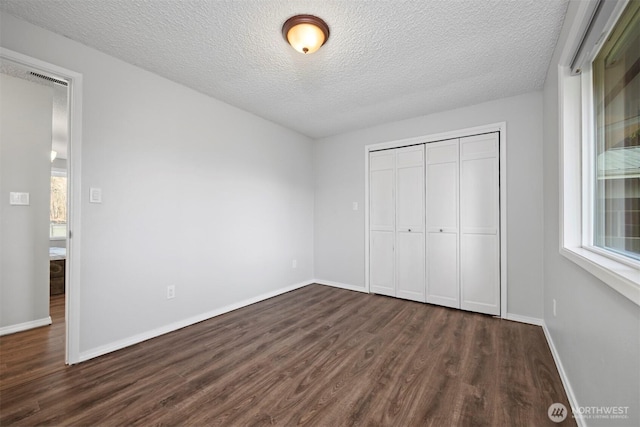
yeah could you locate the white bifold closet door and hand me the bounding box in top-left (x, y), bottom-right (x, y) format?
top-left (370, 150), bottom-right (395, 297)
top-left (425, 133), bottom-right (500, 315)
top-left (370, 133), bottom-right (499, 315)
top-left (396, 147), bottom-right (425, 301)
top-left (369, 145), bottom-right (425, 302)
top-left (459, 133), bottom-right (500, 315)
top-left (425, 139), bottom-right (460, 309)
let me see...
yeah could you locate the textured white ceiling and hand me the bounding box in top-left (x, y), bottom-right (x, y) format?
top-left (0, 0), bottom-right (569, 139)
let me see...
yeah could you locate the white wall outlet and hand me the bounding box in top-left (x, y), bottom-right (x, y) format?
top-left (292, 259), bottom-right (297, 269)
top-left (167, 285), bottom-right (175, 299)
top-left (553, 299), bottom-right (557, 317)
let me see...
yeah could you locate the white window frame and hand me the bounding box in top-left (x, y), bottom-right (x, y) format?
top-left (559, 0), bottom-right (640, 305)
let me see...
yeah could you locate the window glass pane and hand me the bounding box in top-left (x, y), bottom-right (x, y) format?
top-left (50, 173), bottom-right (67, 238)
top-left (593, 1), bottom-right (640, 261)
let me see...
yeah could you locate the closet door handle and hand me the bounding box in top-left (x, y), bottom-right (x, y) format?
top-left (408, 228), bottom-right (412, 232)
top-left (439, 228), bottom-right (443, 232)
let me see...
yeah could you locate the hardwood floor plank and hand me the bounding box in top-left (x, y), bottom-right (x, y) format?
top-left (0, 285), bottom-right (576, 426)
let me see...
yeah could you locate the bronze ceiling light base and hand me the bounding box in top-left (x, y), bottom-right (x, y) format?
top-left (282, 15), bottom-right (330, 54)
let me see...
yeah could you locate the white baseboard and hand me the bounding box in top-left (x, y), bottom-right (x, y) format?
top-left (542, 322), bottom-right (585, 427)
top-left (0, 316), bottom-right (52, 336)
top-left (78, 280), bottom-right (313, 363)
top-left (313, 279), bottom-right (368, 293)
top-left (504, 313), bottom-right (544, 326)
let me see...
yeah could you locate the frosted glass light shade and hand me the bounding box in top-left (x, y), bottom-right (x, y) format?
top-left (282, 15), bottom-right (329, 54)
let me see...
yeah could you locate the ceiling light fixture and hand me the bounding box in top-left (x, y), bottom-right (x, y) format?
top-left (282, 15), bottom-right (330, 54)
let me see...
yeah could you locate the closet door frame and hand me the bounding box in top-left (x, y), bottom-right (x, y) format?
top-left (364, 122), bottom-right (507, 318)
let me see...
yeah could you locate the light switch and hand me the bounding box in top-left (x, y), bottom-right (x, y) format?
top-left (9, 192), bottom-right (29, 205)
top-left (89, 188), bottom-right (102, 203)
top-left (352, 202), bottom-right (358, 211)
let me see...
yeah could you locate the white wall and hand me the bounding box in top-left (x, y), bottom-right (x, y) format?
top-left (0, 73), bottom-right (53, 329)
top-left (1, 12), bottom-right (314, 356)
top-left (314, 91), bottom-right (544, 319)
top-left (542, 2), bottom-right (639, 425)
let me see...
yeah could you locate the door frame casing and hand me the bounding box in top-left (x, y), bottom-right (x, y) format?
top-left (1, 47), bottom-right (83, 363)
top-left (364, 122), bottom-right (507, 318)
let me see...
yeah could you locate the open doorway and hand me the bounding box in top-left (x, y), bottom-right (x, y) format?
top-left (0, 48), bottom-right (82, 364)
top-left (0, 57), bottom-right (68, 357)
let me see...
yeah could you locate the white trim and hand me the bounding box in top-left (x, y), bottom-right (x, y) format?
top-left (364, 148), bottom-right (370, 293)
top-left (542, 322), bottom-right (587, 427)
top-left (78, 280), bottom-right (313, 363)
top-left (0, 316), bottom-right (52, 336)
top-left (504, 313), bottom-right (543, 326)
top-left (364, 122), bottom-right (508, 318)
top-left (365, 122), bottom-right (506, 152)
top-left (558, 66), bottom-right (583, 253)
top-left (561, 247), bottom-right (640, 305)
top-left (314, 279), bottom-right (368, 293)
top-left (584, 244), bottom-right (640, 269)
top-left (499, 126), bottom-right (508, 319)
top-left (0, 47), bottom-right (83, 364)
top-left (581, 66), bottom-right (595, 249)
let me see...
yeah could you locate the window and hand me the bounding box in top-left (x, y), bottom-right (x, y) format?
top-left (592, 1), bottom-right (640, 261)
top-left (560, 0), bottom-right (640, 305)
top-left (50, 169), bottom-right (67, 239)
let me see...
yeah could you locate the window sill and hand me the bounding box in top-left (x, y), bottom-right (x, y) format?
top-left (50, 237), bottom-right (66, 241)
top-left (560, 246), bottom-right (640, 306)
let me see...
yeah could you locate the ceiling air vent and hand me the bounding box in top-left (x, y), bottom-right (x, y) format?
top-left (30, 71), bottom-right (68, 86)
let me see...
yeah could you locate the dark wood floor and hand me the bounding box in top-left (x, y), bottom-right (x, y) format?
top-left (0, 285), bottom-right (575, 426)
top-left (1, 294), bottom-right (66, 392)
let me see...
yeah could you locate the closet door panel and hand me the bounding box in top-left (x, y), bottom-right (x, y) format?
top-left (397, 165), bottom-right (424, 231)
top-left (460, 133), bottom-right (499, 316)
top-left (396, 231), bottom-right (425, 301)
top-left (396, 146), bottom-right (425, 232)
top-left (460, 234), bottom-right (499, 314)
top-left (426, 232), bottom-right (458, 308)
top-left (370, 231), bottom-right (395, 296)
top-left (370, 151), bottom-right (396, 296)
top-left (425, 139), bottom-right (459, 308)
top-left (396, 145), bottom-right (425, 301)
top-left (426, 162), bottom-right (457, 231)
top-left (370, 173), bottom-right (395, 231)
top-left (460, 157), bottom-right (499, 234)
